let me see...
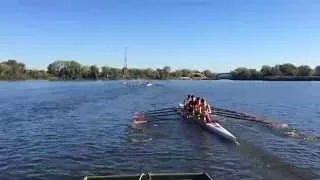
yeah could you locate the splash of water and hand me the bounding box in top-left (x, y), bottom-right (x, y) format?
top-left (282, 127), bottom-right (320, 142)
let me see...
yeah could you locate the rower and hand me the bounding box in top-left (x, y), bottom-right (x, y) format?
top-left (200, 98), bottom-right (213, 123)
top-left (186, 95), bottom-right (195, 118)
top-left (194, 97), bottom-right (201, 117)
top-left (189, 96), bottom-right (197, 116)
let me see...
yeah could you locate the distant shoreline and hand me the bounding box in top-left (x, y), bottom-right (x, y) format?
top-left (1, 59), bottom-right (320, 81)
top-left (262, 76), bottom-right (320, 81)
top-left (2, 77), bottom-right (320, 82)
top-left (231, 76), bottom-right (320, 81)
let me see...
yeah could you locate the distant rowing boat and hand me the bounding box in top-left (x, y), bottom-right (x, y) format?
top-left (143, 81), bottom-right (152, 86)
top-left (178, 104), bottom-right (239, 144)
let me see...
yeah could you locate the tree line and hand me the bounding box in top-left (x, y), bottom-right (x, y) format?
top-left (230, 63), bottom-right (320, 80)
top-left (1, 59), bottom-right (320, 81)
top-left (0, 59), bottom-right (216, 80)
top-left (46, 60), bottom-right (216, 80)
top-left (0, 60), bottom-right (49, 80)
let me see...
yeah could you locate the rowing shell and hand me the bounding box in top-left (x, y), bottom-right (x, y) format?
top-left (178, 104), bottom-right (239, 144)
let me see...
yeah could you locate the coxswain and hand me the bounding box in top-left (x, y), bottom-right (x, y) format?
top-left (186, 95), bottom-right (195, 117)
top-left (184, 95), bottom-right (191, 107)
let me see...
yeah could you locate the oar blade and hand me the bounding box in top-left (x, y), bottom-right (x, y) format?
top-left (272, 123), bottom-right (289, 129)
top-left (133, 112), bottom-right (147, 124)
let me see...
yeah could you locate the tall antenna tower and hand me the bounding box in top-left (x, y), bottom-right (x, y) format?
top-left (122, 47), bottom-right (128, 79)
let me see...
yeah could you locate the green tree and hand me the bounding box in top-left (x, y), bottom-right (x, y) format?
top-left (202, 70), bottom-right (216, 80)
top-left (231, 67), bottom-right (251, 80)
top-left (279, 63), bottom-right (297, 76)
top-left (68, 61), bottom-right (82, 80)
top-left (156, 68), bottom-right (163, 79)
top-left (249, 69), bottom-right (261, 79)
top-left (47, 60), bottom-right (66, 77)
top-left (297, 65), bottom-right (312, 76)
top-left (144, 68), bottom-right (156, 79)
top-left (26, 70), bottom-right (49, 79)
top-left (162, 66), bottom-right (171, 79)
top-left (260, 65), bottom-right (273, 77)
top-left (100, 66), bottom-right (111, 79)
top-left (81, 65), bottom-right (90, 79)
top-left (270, 65), bottom-right (282, 76)
top-left (47, 60), bottom-right (82, 80)
top-left (0, 63), bottom-right (10, 79)
top-left (0, 60), bottom-right (26, 80)
top-left (109, 67), bottom-right (122, 79)
top-left (170, 70), bottom-right (182, 79)
top-left (314, 66), bottom-right (320, 76)
top-left (89, 65), bottom-right (99, 80)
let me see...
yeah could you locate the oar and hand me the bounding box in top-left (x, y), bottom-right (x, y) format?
top-left (212, 107), bottom-right (288, 129)
top-left (133, 112), bottom-right (178, 124)
top-left (147, 107), bottom-right (176, 113)
top-left (213, 107), bottom-right (273, 122)
top-left (213, 107), bottom-right (240, 114)
top-left (215, 112), bottom-right (271, 124)
top-left (145, 109), bottom-right (177, 115)
top-left (144, 111), bottom-right (177, 116)
top-left (212, 107), bottom-right (266, 120)
top-left (213, 109), bottom-right (252, 117)
top-left (214, 111), bottom-right (256, 121)
top-left (213, 107), bottom-right (252, 117)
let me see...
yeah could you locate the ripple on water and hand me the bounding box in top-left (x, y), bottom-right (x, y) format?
top-left (0, 81), bottom-right (320, 179)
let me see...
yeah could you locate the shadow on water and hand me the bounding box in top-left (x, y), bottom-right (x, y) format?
top-left (127, 114), bottom-right (179, 144)
top-left (232, 139), bottom-right (319, 180)
top-left (127, 123), bottom-right (153, 144)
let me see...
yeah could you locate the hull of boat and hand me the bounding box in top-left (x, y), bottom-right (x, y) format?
top-left (178, 104), bottom-right (238, 144)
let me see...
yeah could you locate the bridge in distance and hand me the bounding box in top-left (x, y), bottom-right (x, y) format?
top-left (216, 73), bottom-right (232, 79)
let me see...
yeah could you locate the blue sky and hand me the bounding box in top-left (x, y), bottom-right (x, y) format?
top-left (0, 0), bottom-right (320, 72)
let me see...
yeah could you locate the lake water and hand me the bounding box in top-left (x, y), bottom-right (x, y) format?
top-left (0, 80), bottom-right (319, 180)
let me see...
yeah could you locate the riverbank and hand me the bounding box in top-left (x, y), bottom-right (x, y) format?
top-left (1, 60), bottom-right (320, 81)
top-left (230, 76), bottom-right (320, 81)
top-left (2, 77), bottom-right (320, 81)
top-left (262, 76), bottom-right (320, 81)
